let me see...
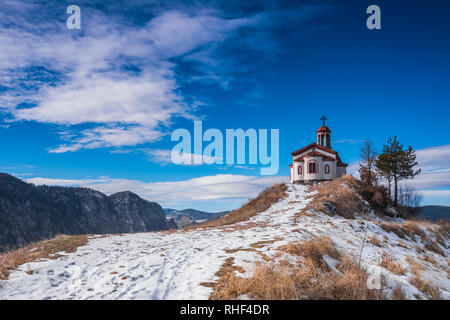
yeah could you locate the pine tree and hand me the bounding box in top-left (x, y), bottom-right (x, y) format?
top-left (375, 136), bottom-right (421, 206)
top-left (375, 140), bottom-right (393, 197)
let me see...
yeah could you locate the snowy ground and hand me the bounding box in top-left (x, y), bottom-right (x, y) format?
top-left (0, 184), bottom-right (448, 300)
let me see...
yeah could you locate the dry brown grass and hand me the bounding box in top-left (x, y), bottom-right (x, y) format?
top-left (250, 238), bottom-right (282, 249)
top-left (224, 247), bottom-right (258, 254)
top-left (424, 241), bottom-right (444, 256)
top-left (397, 241), bottom-right (408, 249)
top-left (423, 254), bottom-right (436, 265)
top-left (392, 284), bottom-right (406, 300)
top-left (380, 222), bottom-right (407, 239)
top-left (301, 175), bottom-right (362, 219)
top-left (405, 256), bottom-right (421, 277)
top-left (369, 236), bottom-right (382, 247)
top-left (405, 255), bottom-right (441, 299)
top-left (409, 276), bottom-right (441, 300)
top-left (0, 235), bottom-right (89, 280)
top-left (207, 237), bottom-right (385, 300)
top-left (208, 259), bottom-right (385, 300)
top-left (279, 236), bottom-right (339, 271)
top-left (380, 221), bottom-right (445, 256)
top-left (380, 253), bottom-right (405, 275)
top-left (190, 183), bottom-right (287, 229)
top-left (403, 221), bottom-right (428, 240)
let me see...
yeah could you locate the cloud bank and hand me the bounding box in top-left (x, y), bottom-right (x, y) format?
top-left (0, 0), bottom-right (330, 154)
top-left (27, 174), bottom-right (287, 210)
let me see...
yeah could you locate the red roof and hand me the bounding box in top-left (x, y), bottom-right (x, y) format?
top-left (295, 151), bottom-right (336, 162)
top-left (336, 154), bottom-right (348, 167)
top-left (317, 125), bottom-right (331, 133)
top-left (291, 142), bottom-right (337, 156)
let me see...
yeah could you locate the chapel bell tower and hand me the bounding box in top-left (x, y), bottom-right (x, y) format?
top-left (316, 115), bottom-right (331, 149)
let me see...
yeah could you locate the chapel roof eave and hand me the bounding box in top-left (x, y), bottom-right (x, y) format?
top-left (291, 142), bottom-right (337, 156)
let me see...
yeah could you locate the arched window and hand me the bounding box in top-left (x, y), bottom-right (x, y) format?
top-left (308, 161), bottom-right (317, 174)
top-left (298, 166), bottom-right (302, 175)
top-left (325, 164), bottom-right (330, 174)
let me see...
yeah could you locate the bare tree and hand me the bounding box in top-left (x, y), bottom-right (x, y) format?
top-left (359, 140), bottom-right (378, 186)
top-left (398, 184), bottom-right (422, 208)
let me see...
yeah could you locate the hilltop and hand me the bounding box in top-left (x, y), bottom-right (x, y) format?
top-left (0, 175), bottom-right (448, 300)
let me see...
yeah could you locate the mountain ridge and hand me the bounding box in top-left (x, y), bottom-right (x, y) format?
top-left (0, 173), bottom-right (169, 251)
top-left (415, 205), bottom-right (450, 221)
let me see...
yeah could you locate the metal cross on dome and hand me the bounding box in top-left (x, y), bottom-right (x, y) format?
top-left (320, 115), bottom-right (327, 126)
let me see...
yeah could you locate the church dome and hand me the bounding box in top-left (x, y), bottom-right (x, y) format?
top-left (317, 125), bottom-right (331, 133)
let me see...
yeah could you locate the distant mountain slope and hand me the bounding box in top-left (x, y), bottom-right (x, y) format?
top-left (164, 208), bottom-right (229, 221)
top-left (415, 205), bottom-right (450, 221)
top-left (163, 208), bottom-right (178, 215)
top-left (172, 214), bottom-right (198, 229)
top-left (0, 173), bottom-right (168, 251)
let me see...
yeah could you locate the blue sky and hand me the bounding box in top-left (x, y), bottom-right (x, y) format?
top-left (0, 0), bottom-right (449, 211)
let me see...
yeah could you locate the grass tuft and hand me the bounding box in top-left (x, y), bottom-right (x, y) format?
top-left (0, 235), bottom-right (89, 280)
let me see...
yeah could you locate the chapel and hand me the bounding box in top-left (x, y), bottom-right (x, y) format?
top-left (289, 116), bottom-right (348, 184)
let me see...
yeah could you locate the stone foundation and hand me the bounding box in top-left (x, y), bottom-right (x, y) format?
top-left (293, 179), bottom-right (332, 185)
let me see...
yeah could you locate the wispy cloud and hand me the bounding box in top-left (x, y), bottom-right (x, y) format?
top-left (26, 177), bottom-right (109, 187)
top-left (418, 190), bottom-right (450, 197)
top-left (0, 1), bottom-right (330, 153)
top-left (334, 139), bottom-right (366, 145)
top-left (146, 149), bottom-right (222, 165)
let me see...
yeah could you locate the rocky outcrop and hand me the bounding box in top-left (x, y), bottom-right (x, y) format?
top-left (172, 214), bottom-right (198, 229)
top-left (165, 208), bottom-right (229, 224)
top-left (166, 218), bottom-right (178, 230)
top-left (0, 173), bottom-right (168, 251)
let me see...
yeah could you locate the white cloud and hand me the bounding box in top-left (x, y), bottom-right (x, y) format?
top-left (26, 174), bottom-right (288, 208)
top-left (418, 189), bottom-right (450, 197)
top-left (347, 161), bottom-right (360, 177)
top-left (0, 3), bottom-right (260, 152)
top-left (26, 177), bottom-right (109, 187)
top-left (405, 144), bottom-right (450, 190)
top-left (415, 144), bottom-right (450, 171)
top-left (401, 169), bottom-right (450, 190)
top-left (334, 139), bottom-right (366, 145)
top-left (49, 125), bottom-right (167, 153)
top-left (1, 1), bottom-right (331, 154)
top-left (146, 149), bottom-right (172, 164)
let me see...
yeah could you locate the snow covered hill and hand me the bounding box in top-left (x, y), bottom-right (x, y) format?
top-left (0, 181), bottom-right (448, 300)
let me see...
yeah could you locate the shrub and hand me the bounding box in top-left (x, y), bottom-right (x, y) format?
top-left (359, 184), bottom-right (390, 210)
